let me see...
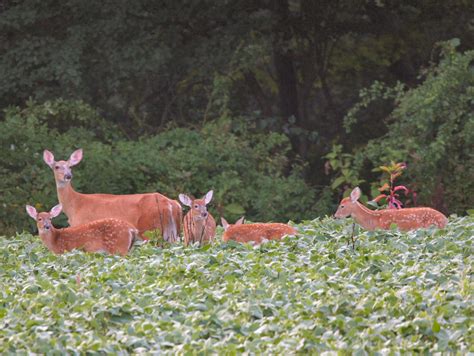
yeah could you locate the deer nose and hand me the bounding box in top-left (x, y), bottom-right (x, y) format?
top-left (64, 173), bottom-right (72, 180)
top-left (44, 223), bottom-right (51, 230)
top-left (201, 212), bottom-right (208, 218)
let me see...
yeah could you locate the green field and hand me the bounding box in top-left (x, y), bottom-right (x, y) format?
top-left (0, 216), bottom-right (472, 354)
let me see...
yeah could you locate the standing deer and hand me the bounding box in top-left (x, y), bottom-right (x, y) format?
top-left (334, 187), bottom-right (448, 230)
top-left (43, 149), bottom-right (182, 242)
top-left (221, 217), bottom-right (297, 244)
top-left (178, 190), bottom-right (216, 246)
top-left (26, 204), bottom-right (137, 255)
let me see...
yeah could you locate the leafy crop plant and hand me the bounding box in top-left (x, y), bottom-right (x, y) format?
top-left (0, 216), bottom-right (472, 353)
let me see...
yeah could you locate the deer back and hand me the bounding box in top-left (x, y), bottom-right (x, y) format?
top-left (56, 218), bottom-right (138, 255)
top-left (223, 223), bottom-right (296, 244)
top-left (378, 207), bottom-right (448, 230)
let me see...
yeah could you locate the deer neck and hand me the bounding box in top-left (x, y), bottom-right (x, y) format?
top-left (191, 217), bottom-right (208, 241)
top-left (39, 228), bottom-right (62, 254)
top-left (351, 202), bottom-right (381, 230)
top-left (193, 217), bottom-right (206, 233)
top-left (56, 182), bottom-right (79, 215)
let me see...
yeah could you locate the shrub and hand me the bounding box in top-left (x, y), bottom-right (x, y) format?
top-left (342, 40), bottom-right (474, 214)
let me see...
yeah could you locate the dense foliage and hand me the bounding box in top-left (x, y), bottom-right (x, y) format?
top-left (0, 100), bottom-right (315, 234)
top-left (342, 43), bottom-right (474, 214)
top-left (0, 217), bottom-right (472, 353)
top-left (1, 0), bottom-right (473, 218)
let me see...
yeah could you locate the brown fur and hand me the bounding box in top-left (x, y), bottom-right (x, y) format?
top-left (335, 189), bottom-right (448, 231)
top-left (179, 192), bottom-right (216, 246)
top-left (183, 211), bottom-right (216, 246)
top-left (223, 223), bottom-right (297, 244)
top-left (29, 209), bottom-right (137, 256)
top-left (44, 149), bottom-right (182, 242)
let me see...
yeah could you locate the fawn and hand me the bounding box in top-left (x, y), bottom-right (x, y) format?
top-left (26, 204), bottom-right (138, 255)
top-left (179, 190), bottom-right (216, 246)
top-left (221, 217), bottom-right (297, 244)
top-left (334, 187), bottom-right (448, 230)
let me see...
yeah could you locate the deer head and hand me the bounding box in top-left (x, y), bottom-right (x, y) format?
top-left (43, 149), bottom-right (83, 187)
top-left (179, 190), bottom-right (213, 221)
top-left (221, 216), bottom-right (245, 231)
top-left (26, 204), bottom-right (63, 233)
top-left (334, 187), bottom-right (361, 218)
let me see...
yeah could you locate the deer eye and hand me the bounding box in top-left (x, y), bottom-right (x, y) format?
top-left (340, 205), bottom-right (345, 209)
top-left (38, 217), bottom-right (42, 221)
top-left (194, 205), bottom-right (199, 209)
top-left (55, 165), bottom-right (60, 170)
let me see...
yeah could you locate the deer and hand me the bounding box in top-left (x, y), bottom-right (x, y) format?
top-left (221, 217), bottom-right (297, 244)
top-left (43, 149), bottom-right (182, 242)
top-left (334, 187), bottom-right (448, 231)
top-left (26, 204), bottom-right (138, 255)
top-left (178, 190), bottom-right (216, 246)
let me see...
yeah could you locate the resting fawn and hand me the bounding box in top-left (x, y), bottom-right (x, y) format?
top-left (221, 217), bottom-right (297, 244)
top-left (334, 187), bottom-right (448, 230)
top-left (178, 190), bottom-right (216, 246)
top-left (26, 204), bottom-right (138, 255)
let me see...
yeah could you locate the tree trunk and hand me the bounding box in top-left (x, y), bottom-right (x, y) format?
top-left (272, 0), bottom-right (307, 158)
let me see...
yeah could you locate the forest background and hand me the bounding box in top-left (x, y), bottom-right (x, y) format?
top-left (1, 0), bottom-right (473, 234)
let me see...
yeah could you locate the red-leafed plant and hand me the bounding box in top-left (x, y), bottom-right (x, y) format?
top-left (371, 162), bottom-right (416, 209)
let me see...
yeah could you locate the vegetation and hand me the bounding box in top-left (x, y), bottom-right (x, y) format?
top-left (0, 101), bottom-right (314, 234)
top-left (370, 161), bottom-right (413, 209)
top-left (344, 42), bottom-right (474, 214)
top-left (1, 217), bottom-right (472, 353)
top-left (1, 1), bottom-right (473, 223)
top-left (0, 2), bottom-right (472, 354)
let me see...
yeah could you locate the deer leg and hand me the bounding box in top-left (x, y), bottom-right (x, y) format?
top-left (350, 222), bottom-right (356, 249)
top-left (198, 216), bottom-right (208, 246)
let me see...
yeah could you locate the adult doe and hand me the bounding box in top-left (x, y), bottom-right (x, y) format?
top-left (43, 149), bottom-right (182, 242)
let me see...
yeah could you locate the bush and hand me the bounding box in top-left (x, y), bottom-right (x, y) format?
top-left (342, 40), bottom-right (474, 214)
top-left (0, 101), bottom-right (315, 235)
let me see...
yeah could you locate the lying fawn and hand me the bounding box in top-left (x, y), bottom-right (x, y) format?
top-left (178, 190), bottom-right (216, 246)
top-left (221, 217), bottom-right (297, 244)
top-left (334, 187), bottom-right (448, 230)
top-left (43, 149), bottom-right (182, 242)
top-left (26, 204), bottom-right (138, 255)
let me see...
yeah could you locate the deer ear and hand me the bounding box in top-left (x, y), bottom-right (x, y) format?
top-left (203, 190), bottom-right (213, 205)
top-left (221, 217), bottom-right (229, 231)
top-left (235, 216), bottom-right (245, 225)
top-left (43, 150), bottom-right (55, 168)
top-left (25, 205), bottom-right (38, 220)
top-left (50, 204), bottom-right (63, 218)
top-left (350, 187), bottom-right (361, 202)
top-left (68, 149), bottom-right (83, 166)
top-left (179, 194), bottom-right (192, 207)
